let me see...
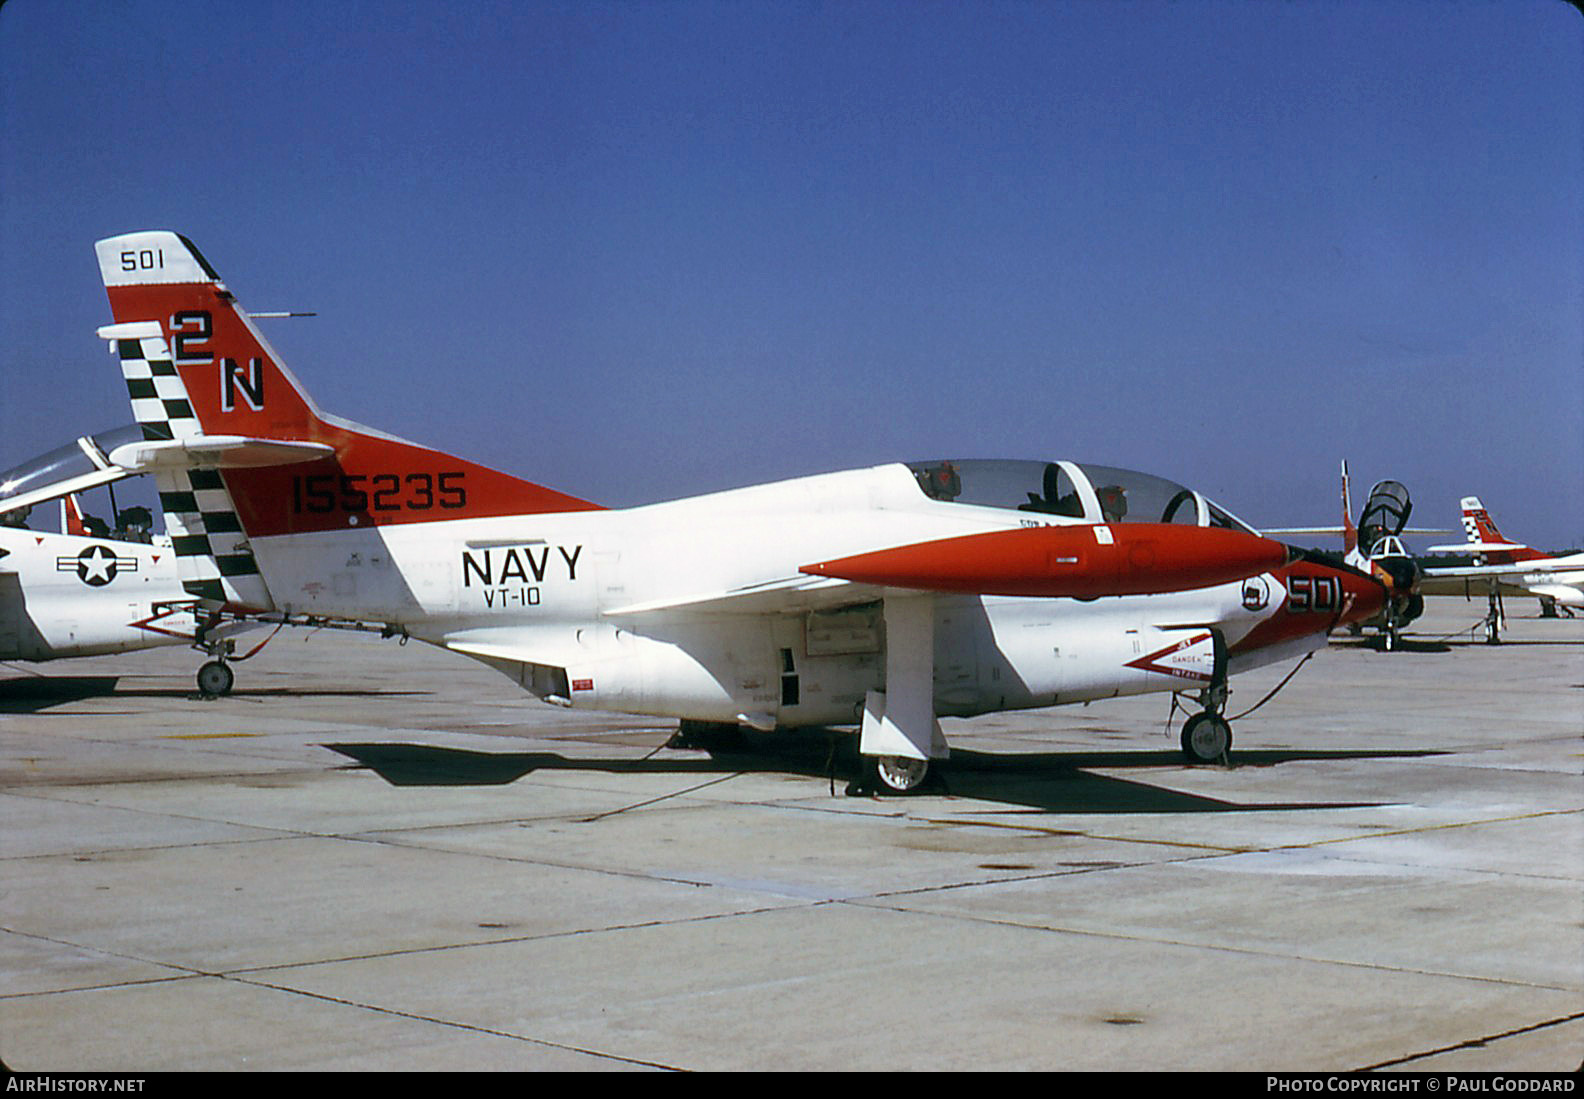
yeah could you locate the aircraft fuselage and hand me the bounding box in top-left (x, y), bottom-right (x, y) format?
top-left (242, 463), bottom-right (1373, 727)
top-left (0, 528), bottom-right (196, 661)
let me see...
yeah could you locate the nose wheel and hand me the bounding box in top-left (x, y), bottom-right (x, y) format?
top-left (196, 659), bottom-right (235, 697)
top-left (1180, 711), bottom-right (1232, 764)
top-left (1181, 675), bottom-right (1232, 764)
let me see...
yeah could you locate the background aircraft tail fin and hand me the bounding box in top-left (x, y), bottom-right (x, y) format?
top-left (1340, 460), bottom-right (1357, 556)
top-left (1460, 497), bottom-right (1505, 546)
top-left (1458, 496), bottom-right (1548, 564)
top-left (60, 495), bottom-right (89, 537)
top-left (95, 231), bottom-right (602, 542)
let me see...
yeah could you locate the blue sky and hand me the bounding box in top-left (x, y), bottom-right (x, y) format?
top-left (3, 0), bottom-right (1581, 547)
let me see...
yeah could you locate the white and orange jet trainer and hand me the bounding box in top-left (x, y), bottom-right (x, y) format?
top-left (0, 514), bottom-right (192, 664)
top-left (1, 446), bottom-right (263, 693)
top-left (92, 230), bottom-right (1388, 792)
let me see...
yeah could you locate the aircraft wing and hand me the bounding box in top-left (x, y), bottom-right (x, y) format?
top-left (608, 523), bottom-right (1293, 618)
top-left (1420, 559), bottom-right (1583, 606)
top-left (1423, 541), bottom-right (1528, 554)
top-left (1422, 559), bottom-right (1581, 580)
top-left (1263, 526), bottom-right (1449, 538)
top-left (1260, 526), bottom-right (1347, 537)
top-left (800, 523), bottom-right (1293, 598)
top-left (603, 574), bottom-right (884, 618)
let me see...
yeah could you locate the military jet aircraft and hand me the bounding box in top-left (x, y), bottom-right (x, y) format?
top-left (1420, 497), bottom-right (1584, 640)
top-left (89, 230), bottom-right (1389, 792)
top-left (0, 495), bottom-right (256, 694)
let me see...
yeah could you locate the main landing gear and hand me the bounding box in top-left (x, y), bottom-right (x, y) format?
top-left (848, 754), bottom-right (934, 796)
top-left (1482, 588), bottom-right (1505, 645)
top-left (669, 720), bottom-right (937, 797)
top-left (1180, 682), bottom-right (1232, 765)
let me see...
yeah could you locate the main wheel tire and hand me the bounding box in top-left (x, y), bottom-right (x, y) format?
top-left (670, 719), bottom-right (745, 752)
top-left (1181, 713), bottom-right (1231, 764)
top-left (196, 660), bottom-right (234, 697)
top-left (869, 755), bottom-right (931, 794)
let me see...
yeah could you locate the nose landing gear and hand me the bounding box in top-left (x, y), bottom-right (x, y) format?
top-left (196, 658), bottom-right (235, 697)
top-left (1177, 632), bottom-right (1232, 764)
top-left (1180, 654), bottom-right (1232, 765)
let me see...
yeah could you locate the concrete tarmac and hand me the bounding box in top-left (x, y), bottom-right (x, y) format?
top-left (2, 598), bottom-right (1580, 1071)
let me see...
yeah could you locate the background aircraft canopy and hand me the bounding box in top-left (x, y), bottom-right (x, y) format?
top-left (907, 459), bottom-right (1257, 534)
top-left (0, 426), bottom-right (142, 509)
top-left (1358, 479), bottom-right (1413, 554)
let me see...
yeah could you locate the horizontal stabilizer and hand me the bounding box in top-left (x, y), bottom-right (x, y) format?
top-left (106, 436), bottom-right (336, 472)
top-left (3, 436), bottom-right (335, 518)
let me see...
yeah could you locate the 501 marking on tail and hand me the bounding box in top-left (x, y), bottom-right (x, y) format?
top-left (119, 248), bottom-right (165, 272)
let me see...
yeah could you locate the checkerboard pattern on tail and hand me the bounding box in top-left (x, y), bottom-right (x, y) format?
top-left (113, 330), bottom-right (273, 610)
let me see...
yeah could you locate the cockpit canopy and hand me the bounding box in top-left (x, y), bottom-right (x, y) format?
top-left (1358, 479), bottom-right (1412, 555)
top-left (907, 459), bottom-right (1257, 534)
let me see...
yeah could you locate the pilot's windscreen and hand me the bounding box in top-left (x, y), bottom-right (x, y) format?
top-left (1206, 501), bottom-right (1257, 535)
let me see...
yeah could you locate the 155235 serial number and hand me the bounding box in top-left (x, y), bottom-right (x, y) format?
top-left (291, 472), bottom-right (467, 514)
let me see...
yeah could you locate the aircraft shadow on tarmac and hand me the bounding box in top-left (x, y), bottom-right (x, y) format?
top-left (1333, 637), bottom-right (1454, 654)
top-left (0, 675), bottom-right (427, 713)
top-left (1335, 636), bottom-right (1584, 653)
top-left (324, 738), bottom-right (1445, 815)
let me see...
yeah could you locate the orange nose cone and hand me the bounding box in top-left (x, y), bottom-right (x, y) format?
top-left (802, 523), bottom-right (1293, 598)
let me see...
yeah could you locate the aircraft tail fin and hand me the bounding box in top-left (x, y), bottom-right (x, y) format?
top-left (1458, 497), bottom-right (1548, 564)
top-left (99, 321), bottom-right (275, 611)
top-left (1461, 497), bottom-right (1506, 547)
top-left (95, 232), bottom-right (602, 543)
top-left (61, 495), bottom-right (89, 537)
top-left (1341, 460), bottom-right (1357, 556)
